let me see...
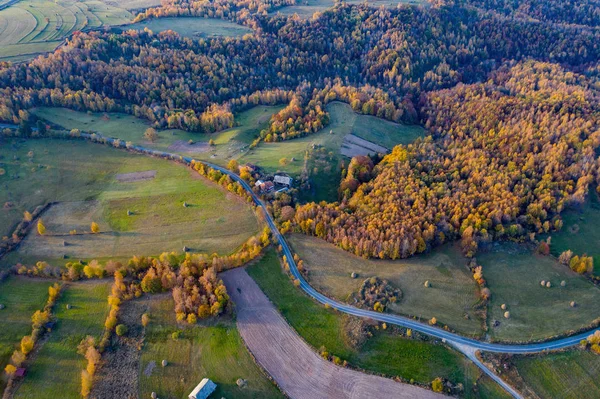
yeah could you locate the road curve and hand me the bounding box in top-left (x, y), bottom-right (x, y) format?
top-left (15, 130), bottom-right (600, 352)
top-left (10, 127), bottom-right (600, 398)
top-left (222, 267), bottom-right (445, 399)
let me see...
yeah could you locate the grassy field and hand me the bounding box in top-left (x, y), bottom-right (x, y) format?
top-left (34, 103), bottom-right (424, 202)
top-left (288, 234), bottom-right (484, 336)
top-left (0, 0), bottom-right (132, 61)
top-left (548, 193), bottom-right (600, 275)
top-left (513, 350), bottom-right (600, 399)
top-left (33, 105), bottom-right (280, 158)
top-left (0, 277), bottom-right (53, 393)
top-left (139, 295), bottom-right (283, 399)
top-left (116, 17), bottom-right (253, 38)
top-left (478, 242), bottom-right (600, 342)
top-left (12, 281), bottom-right (110, 399)
top-left (0, 138), bottom-right (259, 268)
top-left (240, 102), bottom-right (424, 174)
top-left (272, 0), bottom-right (427, 18)
top-left (247, 249), bottom-right (509, 398)
top-left (240, 102), bottom-right (425, 201)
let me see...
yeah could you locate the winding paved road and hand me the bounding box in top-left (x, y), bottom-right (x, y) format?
top-left (9, 126), bottom-right (600, 398)
top-left (222, 267), bottom-right (445, 399)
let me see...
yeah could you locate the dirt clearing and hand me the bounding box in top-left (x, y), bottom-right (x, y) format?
top-left (115, 170), bottom-right (157, 182)
top-left (340, 134), bottom-right (388, 157)
top-left (221, 268), bottom-right (443, 399)
top-left (167, 140), bottom-right (210, 154)
top-left (90, 299), bottom-right (147, 399)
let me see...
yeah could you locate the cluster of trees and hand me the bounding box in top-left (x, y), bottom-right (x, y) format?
top-left (133, 0), bottom-right (294, 24)
top-left (295, 61), bottom-right (600, 259)
top-left (4, 284), bottom-right (61, 379)
top-left (559, 250), bottom-right (594, 275)
top-left (259, 92), bottom-right (329, 143)
top-left (581, 330), bottom-right (600, 355)
top-left (463, 0), bottom-right (600, 28)
top-left (339, 155), bottom-right (375, 200)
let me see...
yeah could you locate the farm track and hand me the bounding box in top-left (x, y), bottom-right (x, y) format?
top-left (222, 267), bottom-right (444, 399)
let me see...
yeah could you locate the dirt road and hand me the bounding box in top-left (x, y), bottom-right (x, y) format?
top-left (221, 268), bottom-right (444, 399)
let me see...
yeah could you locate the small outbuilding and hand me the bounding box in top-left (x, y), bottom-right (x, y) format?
top-left (189, 378), bottom-right (217, 399)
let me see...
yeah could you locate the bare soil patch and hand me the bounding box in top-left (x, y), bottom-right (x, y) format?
top-left (221, 268), bottom-right (443, 399)
top-left (89, 299), bottom-right (147, 399)
top-left (340, 134), bottom-right (388, 157)
top-left (115, 170), bottom-right (157, 183)
top-left (167, 140), bottom-right (211, 154)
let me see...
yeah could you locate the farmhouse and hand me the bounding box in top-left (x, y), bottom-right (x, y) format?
top-left (189, 378), bottom-right (217, 399)
top-left (256, 180), bottom-right (275, 193)
top-left (274, 174), bottom-right (293, 187)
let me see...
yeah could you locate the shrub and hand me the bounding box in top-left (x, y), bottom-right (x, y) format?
top-left (141, 313), bottom-right (150, 327)
top-left (429, 317), bottom-right (437, 325)
top-left (21, 335), bottom-right (34, 355)
top-left (90, 222), bottom-right (99, 234)
top-left (81, 369), bottom-right (93, 397)
top-left (4, 364), bottom-right (16, 376)
top-left (37, 219), bottom-right (46, 235)
top-left (115, 324), bottom-right (128, 336)
top-left (187, 313), bottom-right (197, 324)
top-left (431, 377), bottom-right (444, 392)
top-left (171, 331), bottom-right (182, 340)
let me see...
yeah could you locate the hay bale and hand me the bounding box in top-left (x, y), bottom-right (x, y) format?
top-left (66, 304), bottom-right (71, 310)
top-left (236, 378), bottom-right (246, 387)
top-left (546, 281), bottom-right (552, 288)
top-left (183, 202), bottom-right (188, 208)
top-left (504, 311), bottom-right (510, 319)
top-left (183, 246), bottom-right (189, 252)
top-left (561, 280), bottom-right (566, 287)
top-left (540, 280), bottom-right (546, 287)
top-left (151, 392), bottom-right (157, 399)
top-left (424, 280), bottom-right (430, 288)
top-left (351, 272), bottom-right (358, 279)
top-left (501, 304), bottom-right (507, 310)
top-left (161, 359), bottom-right (167, 367)
top-left (127, 210), bottom-right (132, 216)
top-left (0, 304), bottom-right (5, 310)
top-left (570, 301), bottom-right (577, 308)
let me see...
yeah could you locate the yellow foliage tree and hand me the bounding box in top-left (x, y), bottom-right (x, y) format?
top-left (21, 335), bottom-right (34, 355)
top-left (4, 364), bottom-right (16, 376)
top-left (37, 219), bottom-right (46, 235)
top-left (90, 222), bottom-right (99, 234)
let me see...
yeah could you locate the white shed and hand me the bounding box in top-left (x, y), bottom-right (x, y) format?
top-left (189, 378), bottom-right (217, 399)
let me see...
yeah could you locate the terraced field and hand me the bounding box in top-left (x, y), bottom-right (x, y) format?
top-left (0, 0), bottom-right (131, 61)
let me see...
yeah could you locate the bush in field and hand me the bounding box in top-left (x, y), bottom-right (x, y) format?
top-left (144, 128), bottom-right (159, 143)
top-left (141, 313), bottom-right (150, 327)
top-left (559, 250), bottom-right (573, 265)
top-left (37, 219), bottom-right (46, 235)
top-left (116, 324), bottom-right (128, 336)
top-left (91, 222), bottom-right (99, 234)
